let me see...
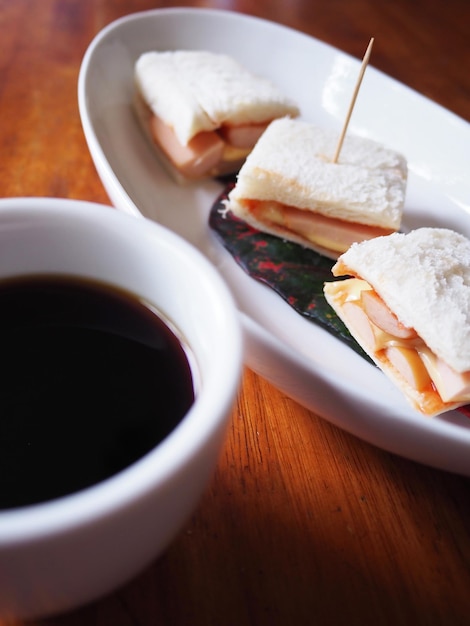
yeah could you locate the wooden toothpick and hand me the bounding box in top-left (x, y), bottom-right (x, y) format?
top-left (332, 37), bottom-right (374, 163)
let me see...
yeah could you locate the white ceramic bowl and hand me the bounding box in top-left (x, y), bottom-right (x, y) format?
top-left (0, 197), bottom-right (243, 621)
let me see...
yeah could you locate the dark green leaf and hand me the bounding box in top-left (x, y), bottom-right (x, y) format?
top-left (209, 183), bottom-right (371, 362)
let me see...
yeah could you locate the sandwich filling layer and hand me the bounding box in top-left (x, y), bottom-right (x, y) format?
top-left (134, 93), bottom-right (260, 179)
top-left (237, 198), bottom-right (395, 255)
top-left (324, 278), bottom-right (470, 416)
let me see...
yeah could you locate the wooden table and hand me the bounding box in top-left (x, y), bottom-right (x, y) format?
top-left (1, 1), bottom-right (470, 624)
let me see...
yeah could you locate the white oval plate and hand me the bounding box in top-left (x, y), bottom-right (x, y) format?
top-left (78, 8), bottom-right (470, 475)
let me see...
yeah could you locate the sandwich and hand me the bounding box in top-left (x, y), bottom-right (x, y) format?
top-left (224, 117), bottom-right (407, 259)
top-left (323, 227), bottom-right (470, 416)
top-left (133, 50), bottom-right (300, 183)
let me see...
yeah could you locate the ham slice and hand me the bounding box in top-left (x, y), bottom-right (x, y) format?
top-left (150, 115), bottom-right (225, 179)
top-left (218, 122), bottom-right (269, 149)
top-left (360, 290), bottom-right (417, 339)
top-left (144, 109), bottom-right (274, 180)
top-left (248, 200), bottom-right (395, 255)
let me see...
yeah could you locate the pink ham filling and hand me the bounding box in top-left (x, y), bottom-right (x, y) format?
top-left (246, 200), bottom-right (395, 254)
top-left (149, 114), bottom-right (270, 178)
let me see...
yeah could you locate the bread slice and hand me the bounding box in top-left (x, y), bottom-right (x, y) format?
top-left (224, 117), bottom-right (407, 259)
top-left (134, 51), bottom-right (299, 184)
top-left (323, 228), bottom-right (470, 416)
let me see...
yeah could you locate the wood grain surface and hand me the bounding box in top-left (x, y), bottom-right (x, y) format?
top-left (1, 1), bottom-right (469, 625)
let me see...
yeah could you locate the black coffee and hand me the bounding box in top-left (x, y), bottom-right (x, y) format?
top-left (0, 275), bottom-right (195, 509)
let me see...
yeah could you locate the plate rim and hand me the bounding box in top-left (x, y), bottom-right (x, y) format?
top-left (78, 6), bottom-right (470, 476)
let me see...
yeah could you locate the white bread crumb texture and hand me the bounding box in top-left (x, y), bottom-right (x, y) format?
top-left (333, 227), bottom-right (470, 372)
top-left (229, 118), bottom-right (407, 229)
top-left (135, 51), bottom-right (299, 145)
